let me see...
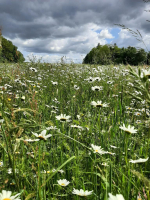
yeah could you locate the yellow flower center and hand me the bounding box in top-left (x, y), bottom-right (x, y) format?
top-left (96, 104), bottom-right (102, 107)
top-left (61, 183), bottom-right (65, 186)
top-left (125, 130), bottom-right (131, 134)
top-left (38, 136), bottom-right (45, 140)
top-left (146, 74), bottom-right (150, 77)
top-left (3, 198), bottom-right (11, 200)
top-left (60, 118), bottom-right (67, 121)
top-left (95, 150), bottom-right (99, 152)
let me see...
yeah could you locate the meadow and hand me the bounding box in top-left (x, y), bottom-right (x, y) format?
top-left (0, 61), bottom-right (149, 200)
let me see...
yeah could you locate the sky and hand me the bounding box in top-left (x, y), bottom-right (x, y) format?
top-left (0, 0), bottom-right (150, 63)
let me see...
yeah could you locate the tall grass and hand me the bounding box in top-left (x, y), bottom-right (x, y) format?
top-left (0, 62), bottom-right (149, 199)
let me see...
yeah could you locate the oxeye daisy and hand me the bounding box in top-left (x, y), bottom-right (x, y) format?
top-left (57, 179), bottom-right (70, 186)
top-left (91, 101), bottom-right (108, 107)
top-left (51, 81), bottom-right (58, 85)
top-left (129, 157), bottom-right (149, 164)
top-left (93, 77), bottom-right (101, 81)
top-left (0, 161), bottom-right (3, 167)
top-left (32, 130), bottom-right (52, 140)
top-left (137, 194), bottom-right (142, 200)
top-left (108, 193), bottom-right (125, 200)
top-left (52, 169), bottom-right (64, 174)
top-left (30, 67), bottom-right (37, 72)
top-left (55, 114), bottom-right (71, 122)
top-left (74, 85), bottom-right (79, 90)
top-left (7, 168), bottom-right (18, 174)
top-left (91, 144), bottom-right (107, 155)
top-left (84, 77), bottom-right (95, 82)
top-left (142, 69), bottom-right (150, 78)
top-left (119, 124), bottom-right (137, 134)
top-left (72, 188), bottom-right (93, 196)
top-left (110, 145), bottom-right (118, 149)
top-left (0, 190), bottom-right (21, 200)
top-left (91, 86), bottom-right (103, 91)
top-left (70, 125), bottom-right (84, 130)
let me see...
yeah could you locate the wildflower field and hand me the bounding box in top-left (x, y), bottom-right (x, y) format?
top-left (0, 62), bottom-right (150, 200)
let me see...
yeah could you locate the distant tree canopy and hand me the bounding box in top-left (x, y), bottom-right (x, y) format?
top-left (0, 36), bottom-right (25, 63)
top-left (83, 43), bottom-right (150, 66)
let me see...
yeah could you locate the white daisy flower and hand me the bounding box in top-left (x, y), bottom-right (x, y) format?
top-left (129, 157), bottom-right (149, 164)
top-left (55, 114), bottom-right (71, 122)
top-left (93, 77), bottom-right (101, 81)
top-left (101, 162), bottom-right (109, 166)
top-left (32, 130), bottom-right (52, 140)
top-left (21, 96), bottom-right (25, 101)
top-left (91, 86), bottom-right (103, 91)
top-left (107, 152), bottom-right (116, 156)
top-left (52, 169), bottom-right (64, 174)
top-left (84, 77), bottom-right (95, 82)
top-left (91, 144), bottom-right (107, 155)
top-left (72, 188), bottom-right (93, 196)
top-left (7, 168), bottom-right (18, 174)
top-left (137, 194), bottom-right (142, 200)
top-left (0, 119), bottom-right (4, 123)
top-left (30, 67), bottom-right (37, 72)
top-left (15, 94), bottom-right (19, 99)
top-left (108, 193), bottom-right (125, 200)
top-left (74, 85), bottom-right (79, 90)
top-left (134, 112), bottom-right (141, 116)
top-left (107, 81), bottom-right (113, 84)
top-left (110, 145), bottom-right (118, 149)
top-left (141, 69), bottom-right (150, 78)
top-left (57, 179), bottom-right (70, 186)
top-left (70, 125), bottom-right (84, 130)
top-left (51, 81), bottom-right (58, 85)
top-left (0, 161), bottom-right (3, 167)
top-left (0, 190), bottom-right (21, 200)
top-left (91, 101), bottom-right (109, 107)
top-left (58, 169), bottom-right (65, 174)
top-left (46, 126), bottom-right (58, 130)
top-left (119, 124), bottom-right (137, 134)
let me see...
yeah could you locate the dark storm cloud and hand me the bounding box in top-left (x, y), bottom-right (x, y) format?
top-left (0, 0), bottom-right (149, 56)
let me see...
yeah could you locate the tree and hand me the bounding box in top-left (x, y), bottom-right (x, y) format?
top-left (83, 43), bottom-right (148, 65)
top-left (0, 35), bottom-right (25, 63)
top-left (0, 28), bottom-right (2, 62)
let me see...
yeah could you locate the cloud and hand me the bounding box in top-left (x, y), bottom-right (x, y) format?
top-left (99, 30), bottom-right (114, 39)
top-left (0, 0), bottom-right (149, 62)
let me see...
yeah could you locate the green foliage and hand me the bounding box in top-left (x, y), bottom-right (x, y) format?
top-left (0, 36), bottom-right (25, 63)
top-left (83, 43), bottom-right (148, 66)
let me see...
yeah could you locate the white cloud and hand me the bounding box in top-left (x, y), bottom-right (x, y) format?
top-left (99, 29), bottom-right (114, 39)
top-left (118, 29), bottom-right (131, 39)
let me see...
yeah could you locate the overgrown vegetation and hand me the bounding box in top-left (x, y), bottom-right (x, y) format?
top-left (0, 62), bottom-right (149, 199)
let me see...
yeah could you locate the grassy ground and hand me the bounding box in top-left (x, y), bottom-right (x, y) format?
top-left (0, 62), bottom-right (149, 200)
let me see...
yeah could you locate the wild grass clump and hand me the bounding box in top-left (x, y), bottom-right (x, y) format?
top-left (0, 61), bottom-right (149, 200)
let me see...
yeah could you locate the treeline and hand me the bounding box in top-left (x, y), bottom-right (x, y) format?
top-left (0, 36), bottom-right (25, 63)
top-left (83, 43), bottom-right (150, 65)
